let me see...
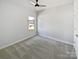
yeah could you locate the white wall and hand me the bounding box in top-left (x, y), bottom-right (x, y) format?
top-left (38, 3), bottom-right (74, 44)
top-left (0, 0), bottom-right (36, 48)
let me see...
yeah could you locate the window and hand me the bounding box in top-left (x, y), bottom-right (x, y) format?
top-left (28, 16), bottom-right (35, 31)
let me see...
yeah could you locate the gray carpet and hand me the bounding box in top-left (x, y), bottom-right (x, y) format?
top-left (0, 36), bottom-right (77, 59)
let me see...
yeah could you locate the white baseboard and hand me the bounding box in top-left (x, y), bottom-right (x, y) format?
top-left (39, 32), bottom-right (74, 46)
top-left (0, 33), bottom-right (37, 50)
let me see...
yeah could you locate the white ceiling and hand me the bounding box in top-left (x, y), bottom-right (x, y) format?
top-left (33, 0), bottom-right (73, 9)
top-left (10, 0), bottom-right (73, 10)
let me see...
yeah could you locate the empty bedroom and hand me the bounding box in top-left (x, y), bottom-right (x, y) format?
top-left (0, 0), bottom-right (78, 59)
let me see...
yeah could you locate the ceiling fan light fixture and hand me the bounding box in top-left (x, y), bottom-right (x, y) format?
top-left (31, 0), bottom-right (46, 7)
top-left (35, 3), bottom-right (39, 7)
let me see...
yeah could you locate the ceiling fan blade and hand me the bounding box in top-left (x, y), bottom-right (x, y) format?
top-left (39, 5), bottom-right (46, 7)
top-left (30, 1), bottom-right (35, 5)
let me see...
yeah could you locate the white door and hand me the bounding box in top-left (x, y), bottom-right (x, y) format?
top-left (74, 0), bottom-right (78, 57)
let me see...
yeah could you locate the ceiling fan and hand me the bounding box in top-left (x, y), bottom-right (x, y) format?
top-left (31, 0), bottom-right (46, 7)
